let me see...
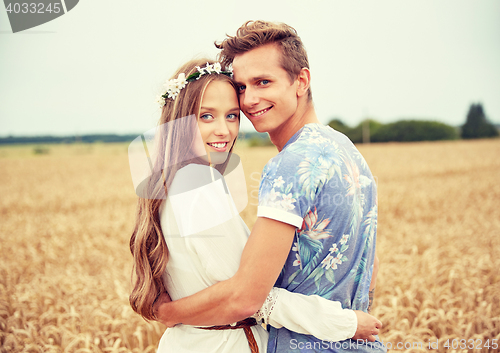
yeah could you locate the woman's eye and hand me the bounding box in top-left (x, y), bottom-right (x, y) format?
top-left (227, 113), bottom-right (239, 121)
top-left (200, 114), bottom-right (214, 121)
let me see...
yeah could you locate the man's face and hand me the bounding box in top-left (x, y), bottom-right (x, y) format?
top-left (232, 43), bottom-right (299, 135)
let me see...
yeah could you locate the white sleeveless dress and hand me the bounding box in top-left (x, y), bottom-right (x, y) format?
top-left (157, 163), bottom-right (356, 352)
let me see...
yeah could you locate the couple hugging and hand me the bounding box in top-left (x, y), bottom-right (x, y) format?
top-left (128, 20), bottom-right (387, 353)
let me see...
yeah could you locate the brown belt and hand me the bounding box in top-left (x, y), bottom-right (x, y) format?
top-left (198, 317), bottom-right (259, 353)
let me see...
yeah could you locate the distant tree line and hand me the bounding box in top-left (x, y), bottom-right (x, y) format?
top-left (0, 131), bottom-right (275, 147)
top-left (0, 134), bottom-right (139, 145)
top-left (1, 104), bottom-right (497, 146)
top-left (328, 103), bottom-right (498, 143)
top-left (238, 131), bottom-right (274, 147)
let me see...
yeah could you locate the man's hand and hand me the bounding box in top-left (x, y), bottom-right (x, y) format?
top-left (352, 311), bottom-right (382, 342)
top-left (153, 291), bottom-right (173, 327)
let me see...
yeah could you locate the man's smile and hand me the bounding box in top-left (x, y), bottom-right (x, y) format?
top-left (248, 106), bottom-right (273, 118)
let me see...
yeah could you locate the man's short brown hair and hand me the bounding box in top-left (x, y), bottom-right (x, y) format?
top-left (216, 20), bottom-right (312, 100)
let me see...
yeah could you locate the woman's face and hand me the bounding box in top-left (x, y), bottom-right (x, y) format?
top-left (196, 80), bottom-right (240, 160)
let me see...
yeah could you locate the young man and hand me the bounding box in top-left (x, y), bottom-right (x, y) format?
top-left (154, 21), bottom-right (385, 353)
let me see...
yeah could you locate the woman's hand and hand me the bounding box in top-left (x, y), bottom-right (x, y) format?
top-left (352, 311), bottom-right (382, 342)
top-left (153, 291), bottom-right (174, 327)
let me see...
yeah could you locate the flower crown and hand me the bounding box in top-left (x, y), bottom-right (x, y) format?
top-left (157, 62), bottom-right (232, 106)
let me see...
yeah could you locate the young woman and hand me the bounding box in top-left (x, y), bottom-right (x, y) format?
top-left (129, 59), bottom-right (375, 353)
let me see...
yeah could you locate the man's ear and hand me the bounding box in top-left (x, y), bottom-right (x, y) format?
top-left (296, 68), bottom-right (311, 98)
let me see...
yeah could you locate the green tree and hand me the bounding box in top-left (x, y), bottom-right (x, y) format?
top-left (328, 118), bottom-right (383, 143)
top-left (461, 103), bottom-right (499, 139)
top-left (371, 120), bottom-right (458, 142)
top-left (327, 118), bottom-right (351, 135)
top-left (347, 119), bottom-right (383, 143)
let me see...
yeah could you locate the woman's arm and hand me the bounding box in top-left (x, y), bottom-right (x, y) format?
top-left (252, 287), bottom-right (382, 342)
top-left (154, 286), bottom-right (382, 342)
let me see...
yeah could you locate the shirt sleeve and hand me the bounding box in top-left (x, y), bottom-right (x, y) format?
top-left (257, 150), bottom-right (309, 228)
top-left (253, 287), bottom-right (357, 342)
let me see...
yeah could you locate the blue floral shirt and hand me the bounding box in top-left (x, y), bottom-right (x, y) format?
top-left (258, 124), bottom-right (385, 353)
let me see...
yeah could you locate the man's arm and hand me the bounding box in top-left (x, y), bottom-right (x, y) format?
top-left (155, 217), bottom-right (296, 327)
top-left (155, 217), bottom-right (383, 341)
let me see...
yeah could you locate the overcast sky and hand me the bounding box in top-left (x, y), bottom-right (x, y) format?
top-left (1, 0), bottom-right (499, 136)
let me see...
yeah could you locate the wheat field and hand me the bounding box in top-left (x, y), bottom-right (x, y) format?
top-left (1, 139), bottom-right (499, 353)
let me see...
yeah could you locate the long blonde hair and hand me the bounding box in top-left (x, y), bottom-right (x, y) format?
top-left (129, 59), bottom-right (238, 320)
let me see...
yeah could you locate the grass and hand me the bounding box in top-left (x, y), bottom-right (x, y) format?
top-left (1, 139), bottom-right (499, 352)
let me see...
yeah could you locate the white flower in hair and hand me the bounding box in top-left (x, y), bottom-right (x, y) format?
top-left (156, 95), bottom-right (165, 107)
top-left (174, 73), bottom-right (188, 89)
top-left (204, 63), bottom-right (214, 73)
top-left (163, 73), bottom-right (188, 100)
top-left (213, 62), bottom-right (222, 73)
top-left (195, 66), bottom-right (204, 78)
top-left (157, 63), bottom-right (232, 105)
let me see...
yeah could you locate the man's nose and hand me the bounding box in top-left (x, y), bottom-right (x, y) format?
top-left (243, 87), bottom-right (259, 108)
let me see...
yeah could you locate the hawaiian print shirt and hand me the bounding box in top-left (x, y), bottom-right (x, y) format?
top-left (258, 124), bottom-right (386, 353)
